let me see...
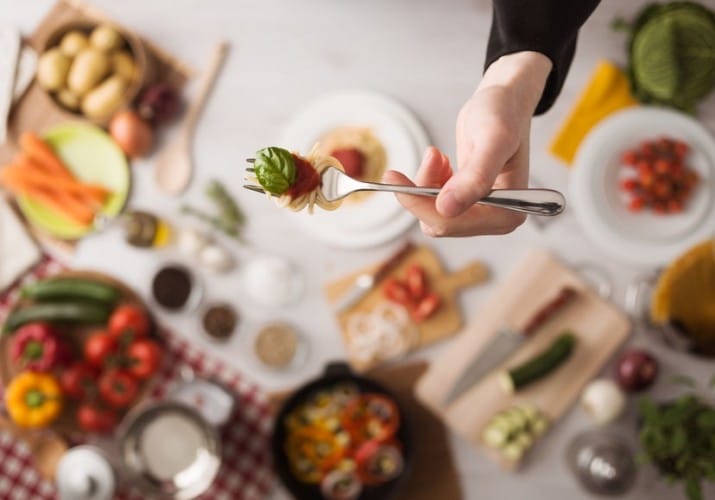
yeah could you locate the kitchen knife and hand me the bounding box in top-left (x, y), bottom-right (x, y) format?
top-left (334, 241), bottom-right (415, 313)
top-left (443, 286), bottom-right (578, 405)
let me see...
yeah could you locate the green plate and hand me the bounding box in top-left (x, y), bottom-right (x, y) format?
top-left (17, 122), bottom-right (131, 240)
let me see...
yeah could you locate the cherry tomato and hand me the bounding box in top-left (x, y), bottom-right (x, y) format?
top-left (84, 331), bottom-right (117, 368)
top-left (674, 140), bottom-right (689, 159)
top-left (61, 361), bottom-right (97, 400)
top-left (628, 197), bottom-right (644, 212)
top-left (620, 178), bottom-right (638, 192)
top-left (405, 265), bottom-right (427, 300)
top-left (383, 278), bottom-right (411, 306)
top-left (77, 403), bottom-right (117, 433)
top-left (127, 339), bottom-right (162, 380)
top-left (411, 293), bottom-right (441, 323)
top-left (620, 150), bottom-right (638, 166)
top-left (341, 393), bottom-right (400, 446)
top-left (99, 370), bottom-right (139, 408)
top-left (109, 304), bottom-right (151, 341)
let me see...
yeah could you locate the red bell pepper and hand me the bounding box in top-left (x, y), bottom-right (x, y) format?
top-left (10, 322), bottom-right (63, 372)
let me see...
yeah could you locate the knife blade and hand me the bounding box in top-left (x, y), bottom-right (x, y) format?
top-left (334, 241), bottom-right (415, 313)
top-left (443, 286), bottom-right (578, 405)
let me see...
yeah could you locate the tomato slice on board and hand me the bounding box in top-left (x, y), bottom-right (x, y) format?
top-left (405, 264), bottom-right (427, 301)
top-left (382, 278), bottom-right (412, 306)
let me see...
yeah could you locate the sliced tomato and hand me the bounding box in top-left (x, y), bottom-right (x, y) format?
top-left (411, 293), bottom-right (441, 323)
top-left (341, 393), bottom-right (400, 446)
top-left (405, 265), bottom-right (427, 300)
top-left (382, 278), bottom-right (411, 306)
top-left (354, 440), bottom-right (404, 486)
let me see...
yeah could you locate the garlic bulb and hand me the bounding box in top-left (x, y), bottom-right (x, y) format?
top-left (199, 244), bottom-right (234, 272)
top-left (176, 227), bottom-right (210, 257)
top-left (580, 379), bottom-right (626, 425)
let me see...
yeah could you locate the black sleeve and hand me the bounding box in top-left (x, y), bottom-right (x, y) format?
top-left (485, 0), bottom-right (601, 115)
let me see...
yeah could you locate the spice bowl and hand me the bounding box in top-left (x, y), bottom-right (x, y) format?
top-left (199, 301), bottom-right (239, 342)
top-left (250, 321), bottom-right (309, 372)
top-left (150, 262), bottom-right (203, 313)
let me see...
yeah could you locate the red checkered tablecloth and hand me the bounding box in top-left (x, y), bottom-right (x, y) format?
top-left (0, 259), bottom-right (275, 500)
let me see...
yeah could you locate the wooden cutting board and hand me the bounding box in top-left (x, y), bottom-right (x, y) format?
top-left (415, 249), bottom-right (631, 470)
top-left (324, 245), bottom-right (489, 371)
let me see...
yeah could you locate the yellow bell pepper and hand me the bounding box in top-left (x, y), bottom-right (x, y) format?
top-left (4, 371), bottom-right (63, 428)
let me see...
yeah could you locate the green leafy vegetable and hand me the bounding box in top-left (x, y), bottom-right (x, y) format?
top-left (639, 394), bottom-right (715, 500)
top-left (617, 2), bottom-right (715, 112)
top-left (253, 147), bottom-right (296, 195)
top-left (181, 179), bottom-right (246, 240)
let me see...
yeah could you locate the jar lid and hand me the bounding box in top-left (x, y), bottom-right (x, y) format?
top-left (56, 446), bottom-right (115, 500)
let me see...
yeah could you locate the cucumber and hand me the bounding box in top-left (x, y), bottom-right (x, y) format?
top-left (499, 333), bottom-right (577, 394)
top-left (3, 302), bottom-right (111, 333)
top-left (21, 278), bottom-right (120, 304)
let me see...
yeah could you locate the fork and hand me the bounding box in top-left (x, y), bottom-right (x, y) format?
top-left (244, 163), bottom-right (565, 216)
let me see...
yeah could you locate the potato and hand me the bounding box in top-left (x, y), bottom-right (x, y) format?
top-left (81, 75), bottom-right (127, 118)
top-left (67, 47), bottom-right (110, 96)
top-left (90, 24), bottom-right (123, 52)
top-left (56, 89), bottom-right (81, 111)
top-left (112, 51), bottom-right (137, 81)
top-left (59, 30), bottom-right (88, 57)
top-left (36, 48), bottom-right (71, 91)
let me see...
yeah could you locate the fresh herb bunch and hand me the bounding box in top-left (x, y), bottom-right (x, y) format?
top-left (639, 393), bottom-right (715, 500)
top-left (181, 179), bottom-right (246, 240)
top-left (614, 1), bottom-right (715, 112)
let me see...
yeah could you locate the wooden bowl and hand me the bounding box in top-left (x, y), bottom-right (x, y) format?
top-left (0, 270), bottom-right (160, 440)
top-left (38, 20), bottom-right (151, 125)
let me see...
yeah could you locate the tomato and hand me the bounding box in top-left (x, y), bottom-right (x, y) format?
top-left (382, 278), bottom-right (411, 306)
top-left (61, 362), bottom-right (97, 400)
top-left (621, 150), bottom-right (638, 166)
top-left (99, 370), bottom-right (139, 408)
top-left (620, 178), bottom-right (638, 192)
top-left (84, 331), bottom-right (117, 368)
top-left (628, 197), bottom-right (644, 212)
top-left (109, 304), bottom-right (151, 341)
top-left (354, 440), bottom-right (404, 486)
top-left (674, 140), bottom-right (689, 159)
top-left (341, 394), bottom-right (400, 446)
top-left (411, 293), bottom-right (441, 323)
top-left (405, 265), bottom-right (427, 300)
top-left (127, 339), bottom-right (162, 380)
top-left (77, 403), bottom-right (117, 433)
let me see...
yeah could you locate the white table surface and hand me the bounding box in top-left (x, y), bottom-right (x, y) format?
top-left (4, 0), bottom-right (715, 499)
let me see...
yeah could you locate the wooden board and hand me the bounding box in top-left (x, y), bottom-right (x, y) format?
top-left (0, 0), bottom-right (193, 255)
top-left (324, 245), bottom-right (489, 370)
top-left (415, 249), bottom-right (631, 470)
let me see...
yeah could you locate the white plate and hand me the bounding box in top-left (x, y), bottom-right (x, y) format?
top-left (570, 107), bottom-right (715, 267)
top-left (281, 90), bottom-right (430, 248)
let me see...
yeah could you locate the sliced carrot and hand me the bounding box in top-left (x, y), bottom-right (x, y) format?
top-left (19, 132), bottom-right (74, 180)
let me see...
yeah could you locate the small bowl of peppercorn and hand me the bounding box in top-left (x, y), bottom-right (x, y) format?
top-left (200, 302), bottom-right (239, 342)
top-left (151, 262), bottom-right (203, 313)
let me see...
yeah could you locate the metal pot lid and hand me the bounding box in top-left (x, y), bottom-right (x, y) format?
top-left (169, 378), bottom-right (236, 428)
top-left (118, 401), bottom-right (221, 500)
top-left (56, 446), bottom-right (116, 500)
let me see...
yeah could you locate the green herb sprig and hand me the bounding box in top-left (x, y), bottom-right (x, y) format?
top-left (181, 179), bottom-right (246, 240)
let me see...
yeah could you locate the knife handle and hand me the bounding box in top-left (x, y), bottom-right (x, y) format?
top-left (522, 286), bottom-right (578, 336)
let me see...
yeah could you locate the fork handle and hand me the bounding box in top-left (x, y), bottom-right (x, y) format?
top-left (363, 184), bottom-right (565, 216)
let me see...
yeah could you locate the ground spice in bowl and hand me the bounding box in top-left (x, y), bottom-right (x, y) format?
top-left (201, 303), bottom-right (238, 341)
top-left (253, 322), bottom-right (305, 370)
top-left (152, 264), bottom-right (198, 311)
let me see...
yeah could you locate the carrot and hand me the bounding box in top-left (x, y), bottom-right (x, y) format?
top-left (13, 156), bottom-right (109, 205)
top-left (0, 166), bottom-right (97, 225)
top-left (19, 132), bottom-right (74, 180)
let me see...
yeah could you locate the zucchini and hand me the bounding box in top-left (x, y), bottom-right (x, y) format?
top-left (21, 278), bottom-right (120, 304)
top-left (499, 333), bottom-right (577, 394)
top-left (3, 302), bottom-right (111, 333)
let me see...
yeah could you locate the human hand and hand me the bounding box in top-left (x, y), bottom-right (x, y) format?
top-left (383, 51), bottom-right (552, 237)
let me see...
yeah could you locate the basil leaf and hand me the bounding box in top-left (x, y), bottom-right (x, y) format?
top-left (254, 147), bottom-right (296, 195)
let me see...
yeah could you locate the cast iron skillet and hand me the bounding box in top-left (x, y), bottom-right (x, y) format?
top-left (271, 362), bottom-right (412, 500)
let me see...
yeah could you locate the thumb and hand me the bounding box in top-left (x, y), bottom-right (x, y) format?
top-left (436, 132), bottom-right (513, 218)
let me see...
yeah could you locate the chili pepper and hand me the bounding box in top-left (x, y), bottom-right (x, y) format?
top-left (9, 322), bottom-right (63, 372)
top-left (4, 371), bottom-right (63, 428)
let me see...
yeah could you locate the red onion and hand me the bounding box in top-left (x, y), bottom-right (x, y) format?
top-left (615, 349), bottom-right (658, 392)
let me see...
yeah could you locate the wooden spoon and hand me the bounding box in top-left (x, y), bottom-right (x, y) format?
top-left (0, 414), bottom-right (68, 480)
top-left (154, 41), bottom-right (230, 195)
